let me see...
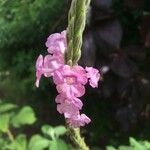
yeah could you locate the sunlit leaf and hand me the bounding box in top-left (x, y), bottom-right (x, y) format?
top-left (28, 134), bottom-right (49, 150)
top-left (8, 134), bottom-right (27, 150)
top-left (11, 106), bottom-right (36, 128)
top-left (41, 125), bottom-right (55, 140)
top-left (54, 126), bottom-right (67, 137)
top-left (0, 103), bottom-right (17, 113)
top-left (130, 137), bottom-right (145, 150)
top-left (0, 114), bottom-right (10, 132)
top-left (49, 139), bottom-right (69, 150)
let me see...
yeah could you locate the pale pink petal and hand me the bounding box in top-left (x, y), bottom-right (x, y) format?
top-left (55, 95), bottom-right (82, 118)
top-left (73, 66), bottom-right (88, 85)
top-left (56, 83), bottom-right (72, 98)
top-left (35, 55), bottom-right (44, 87)
top-left (57, 102), bottom-right (79, 118)
top-left (45, 33), bottom-right (60, 48)
top-left (71, 84), bottom-right (85, 97)
top-left (80, 114), bottom-right (91, 124)
top-left (35, 78), bottom-right (40, 88)
top-left (45, 31), bottom-right (67, 54)
top-left (72, 97), bottom-right (83, 109)
top-left (86, 67), bottom-right (100, 88)
top-left (55, 94), bottom-right (65, 103)
top-left (53, 70), bottom-right (64, 85)
top-left (55, 94), bottom-right (83, 110)
top-left (43, 54), bottom-right (64, 77)
top-left (67, 114), bottom-right (91, 128)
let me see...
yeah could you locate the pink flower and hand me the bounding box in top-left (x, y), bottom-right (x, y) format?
top-left (55, 94), bottom-right (83, 118)
top-left (45, 30), bottom-right (67, 55)
top-left (43, 54), bottom-right (64, 77)
top-left (53, 65), bottom-right (88, 98)
top-left (35, 54), bottom-right (65, 87)
top-left (35, 30), bottom-right (102, 127)
top-left (35, 55), bottom-right (44, 87)
top-left (67, 114), bottom-right (91, 128)
top-left (86, 67), bottom-right (100, 88)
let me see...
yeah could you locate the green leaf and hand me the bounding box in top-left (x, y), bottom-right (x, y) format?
top-left (129, 137), bottom-right (145, 150)
top-left (0, 103), bottom-right (17, 113)
top-left (15, 134), bottom-right (27, 150)
top-left (28, 134), bottom-right (50, 150)
top-left (54, 126), bottom-right (67, 138)
top-left (41, 125), bottom-right (55, 140)
top-left (11, 106), bottom-right (36, 128)
top-left (49, 139), bottom-right (69, 150)
top-left (0, 114), bottom-right (10, 132)
top-left (143, 141), bottom-right (150, 149)
top-left (0, 137), bottom-right (9, 150)
top-left (8, 134), bottom-right (27, 150)
top-left (118, 146), bottom-right (132, 150)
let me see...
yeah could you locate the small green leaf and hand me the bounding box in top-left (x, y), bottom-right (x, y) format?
top-left (49, 139), bottom-right (69, 150)
top-left (0, 137), bottom-right (8, 149)
top-left (28, 134), bottom-right (50, 150)
top-left (15, 134), bottom-right (27, 150)
top-left (54, 126), bottom-right (67, 138)
top-left (129, 137), bottom-right (145, 150)
top-left (118, 146), bottom-right (132, 150)
top-left (0, 114), bottom-right (10, 132)
top-left (11, 106), bottom-right (36, 128)
top-left (144, 141), bottom-right (150, 149)
top-left (41, 125), bottom-right (55, 140)
top-left (0, 103), bottom-right (17, 113)
top-left (8, 134), bottom-right (27, 150)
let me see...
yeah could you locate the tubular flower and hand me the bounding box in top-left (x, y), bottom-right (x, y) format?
top-left (35, 30), bottom-right (101, 127)
top-left (67, 114), bottom-right (91, 128)
top-left (86, 67), bottom-right (100, 88)
top-left (53, 65), bottom-right (87, 98)
top-left (45, 31), bottom-right (67, 55)
top-left (43, 54), bottom-right (64, 77)
top-left (35, 31), bottom-right (66, 87)
top-left (55, 94), bottom-right (83, 118)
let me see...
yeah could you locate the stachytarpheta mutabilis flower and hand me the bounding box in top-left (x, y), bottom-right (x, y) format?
top-left (35, 30), bottom-right (101, 127)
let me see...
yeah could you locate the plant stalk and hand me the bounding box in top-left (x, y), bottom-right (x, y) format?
top-left (66, 0), bottom-right (91, 149)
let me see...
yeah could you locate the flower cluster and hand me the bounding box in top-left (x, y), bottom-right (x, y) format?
top-left (35, 30), bottom-right (100, 128)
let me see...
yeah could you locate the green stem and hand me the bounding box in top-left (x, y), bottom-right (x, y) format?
top-left (66, 0), bottom-right (91, 149)
top-left (66, 0), bottom-right (91, 65)
top-left (6, 129), bottom-right (14, 142)
top-left (67, 127), bottom-right (89, 150)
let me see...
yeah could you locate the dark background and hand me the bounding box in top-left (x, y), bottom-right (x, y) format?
top-left (0, 0), bottom-right (149, 148)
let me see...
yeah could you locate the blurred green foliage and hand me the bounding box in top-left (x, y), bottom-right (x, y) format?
top-left (0, 0), bottom-right (67, 117)
top-left (0, 101), bottom-right (72, 150)
top-left (0, 0), bottom-right (149, 149)
top-left (107, 138), bottom-right (150, 150)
